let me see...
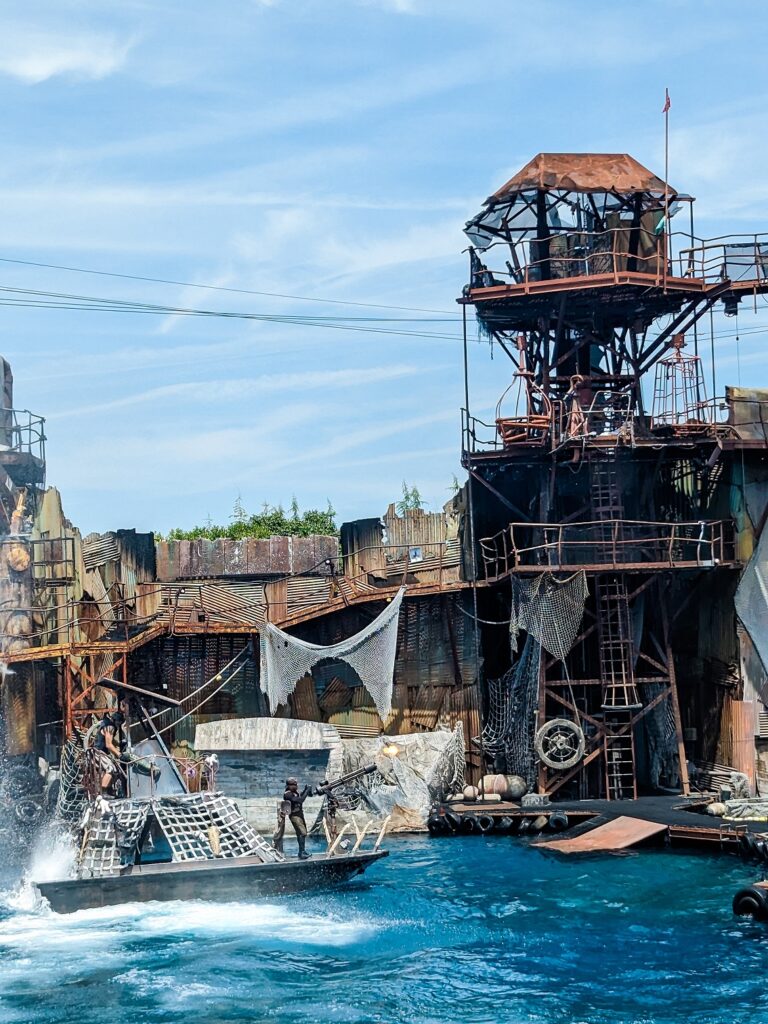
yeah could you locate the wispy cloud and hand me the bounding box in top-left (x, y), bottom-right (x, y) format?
top-left (46, 365), bottom-right (421, 419)
top-left (0, 26), bottom-right (132, 84)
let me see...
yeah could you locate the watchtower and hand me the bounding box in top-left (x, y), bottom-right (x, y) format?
top-left (460, 153), bottom-right (768, 800)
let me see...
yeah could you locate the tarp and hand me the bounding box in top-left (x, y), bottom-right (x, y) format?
top-left (492, 153), bottom-right (674, 199)
top-left (735, 525), bottom-right (768, 675)
top-left (727, 386), bottom-right (768, 443)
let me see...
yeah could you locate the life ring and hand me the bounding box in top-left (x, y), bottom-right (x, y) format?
top-left (14, 797), bottom-right (43, 827)
top-left (733, 885), bottom-right (768, 921)
top-left (476, 814), bottom-right (495, 834)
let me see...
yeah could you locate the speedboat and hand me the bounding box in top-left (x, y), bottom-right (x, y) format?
top-left (36, 680), bottom-right (388, 914)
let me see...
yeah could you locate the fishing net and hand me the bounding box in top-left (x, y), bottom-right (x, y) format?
top-left (510, 571), bottom-right (588, 662)
top-left (638, 681), bottom-right (680, 789)
top-left (482, 637), bottom-right (542, 789)
top-left (260, 588), bottom-right (404, 718)
top-left (56, 738), bottom-right (89, 823)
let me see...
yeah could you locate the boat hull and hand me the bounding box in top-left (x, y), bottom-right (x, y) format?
top-left (36, 850), bottom-right (388, 914)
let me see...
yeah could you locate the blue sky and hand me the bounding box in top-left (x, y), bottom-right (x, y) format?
top-left (1, 0), bottom-right (767, 534)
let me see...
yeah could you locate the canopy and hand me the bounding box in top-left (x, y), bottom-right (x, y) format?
top-left (492, 153), bottom-right (675, 199)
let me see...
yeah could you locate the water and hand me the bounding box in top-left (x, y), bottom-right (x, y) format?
top-left (1, 835), bottom-right (767, 1024)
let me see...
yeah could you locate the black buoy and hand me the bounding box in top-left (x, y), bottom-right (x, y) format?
top-left (443, 809), bottom-right (462, 834)
top-left (496, 816), bottom-right (514, 833)
top-left (460, 813), bottom-right (478, 834)
top-left (733, 885), bottom-right (768, 921)
top-left (427, 814), bottom-right (446, 836)
top-left (476, 814), bottom-right (495, 834)
top-left (548, 811), bottom-right (569, 832)
top-left (518, 817), bottom-right (532, 834)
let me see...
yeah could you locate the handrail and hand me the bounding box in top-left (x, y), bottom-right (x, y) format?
top-left (467, 229), bottom-right (768, 291)
top-left (478, 518), bottom-right (735, 577)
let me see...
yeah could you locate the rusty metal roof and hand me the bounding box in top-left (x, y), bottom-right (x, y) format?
top-left (492, 153), bottom-right (675, 198)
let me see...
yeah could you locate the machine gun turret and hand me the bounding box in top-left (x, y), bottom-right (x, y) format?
top-left (315, 763), bottom-right (377, 796)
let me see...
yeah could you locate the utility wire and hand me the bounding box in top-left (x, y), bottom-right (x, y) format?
top-left (0, 255), bottom-right (460, 316)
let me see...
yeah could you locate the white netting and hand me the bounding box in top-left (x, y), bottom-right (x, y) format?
top-left (510, 571), bottom-right (588, 662)
top-left (260, 588), bottom-right (404, 718)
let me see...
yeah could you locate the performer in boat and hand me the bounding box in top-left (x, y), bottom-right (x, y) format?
top-left (90, 709), bottom-right (127, 795)
top-left (273, 777), bottom-right (312, 859)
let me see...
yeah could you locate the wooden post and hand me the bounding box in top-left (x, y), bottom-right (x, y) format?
top-left (661, 599), bottom-right (690, 795)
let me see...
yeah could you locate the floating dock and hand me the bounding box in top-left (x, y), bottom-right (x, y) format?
top-left (430, 795), bottom-right (767, 855)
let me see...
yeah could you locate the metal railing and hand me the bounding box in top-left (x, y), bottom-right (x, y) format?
top-left (467, 230), bottom-right (768, 293)
top-left (679, 234), bottom-right (768, 285)
top-left (463, 392), bottom-right (736, 456)
top-left (0, 408), bottom-right (46, 462)
top-left (478, 518), bottom-right (736, 578)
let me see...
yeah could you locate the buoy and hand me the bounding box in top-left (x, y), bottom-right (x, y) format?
top-left (733, 885), bottom-right (768, 921)
top-left (503, 775), bottom-right (528, 800)
top-left (463, 785), bottom-right (479, 801)
top-left (444, 809), bottom-right (462, 833)
top-left (740, 832), bottom-right (759, 862)
top-left (518, 817), bottom-right (532, 834)
top-left (706, 802), bottom-right (727, 816)
top-left (427, 814), bottom-right (445, 836)
top-left (460, 813), bottom-right (478, 834)
top-left (530, 815), bottom-right (549, 833)
top-left (496, 816), bottom-right (514, 832)
top-left (477, 814), bottom-right (495, 834)
top-left (548, 811), bottom-right (569, 831)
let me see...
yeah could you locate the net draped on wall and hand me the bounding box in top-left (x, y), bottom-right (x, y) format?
top-left (259, 588), bottom-right (405, 719)
top-left (510, 570), bottom-right (588, 662)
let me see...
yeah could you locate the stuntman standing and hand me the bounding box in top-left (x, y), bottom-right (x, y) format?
top-left (273, 777), bottom-right (312, 859)
top-left (91, 709), bottom-right (126, 795)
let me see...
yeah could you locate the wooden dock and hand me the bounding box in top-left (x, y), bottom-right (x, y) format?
top-left (430, 794), bottom-right (764, 856)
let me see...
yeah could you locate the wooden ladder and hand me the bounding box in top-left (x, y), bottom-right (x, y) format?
top-left (604, 724), bottom-right (638, 800)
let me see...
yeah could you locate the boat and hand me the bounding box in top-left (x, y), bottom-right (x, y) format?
top-left (37, 846), bottom-right (388, 914)
top-left (36, 680), bottom-right (389, 914)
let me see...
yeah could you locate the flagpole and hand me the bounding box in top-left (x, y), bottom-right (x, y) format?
top-left (663, 87), bottom-right (670, 292)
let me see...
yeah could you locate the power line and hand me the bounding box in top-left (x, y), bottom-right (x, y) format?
top-left (0, 284), bottom-right (464, 342)
top-left (0, 254), bottom-right (461, 316)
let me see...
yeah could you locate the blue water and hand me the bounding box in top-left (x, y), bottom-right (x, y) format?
top-left (1, 835), bottom-right (767, 1024)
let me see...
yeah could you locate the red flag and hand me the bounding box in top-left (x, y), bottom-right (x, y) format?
top-left (662, 89), bottom-right (671, 113)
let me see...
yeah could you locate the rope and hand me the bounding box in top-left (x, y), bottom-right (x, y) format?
top-left (155, 663), bottom-right (246, 737)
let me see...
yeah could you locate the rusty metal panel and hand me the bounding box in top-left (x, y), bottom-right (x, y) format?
top-left (82, 532), bottom-right (119, 570)
top-left (732, 699), bottom-right (757, 792)
top-left (242, 538), bottom-right (264, 575)
top-left (535, 816), bottom-right (667, 854)
top-left (269, 536), bottom-right (290, 574)
top-left (493, 153), bottom-right (673, 200)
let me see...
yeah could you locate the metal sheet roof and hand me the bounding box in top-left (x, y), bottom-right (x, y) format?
top-left (492, 153), bottom-right (675, 199)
